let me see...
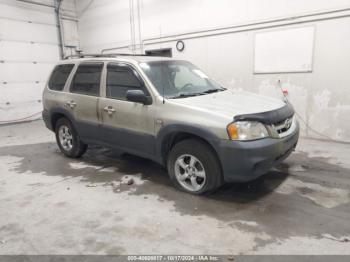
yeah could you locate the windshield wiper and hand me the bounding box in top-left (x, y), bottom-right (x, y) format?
top-left (202, 88), bottom-right (226, 94)
top-left (169, 92), bottom-right (206, 99)
top-left (169, 88), bottom-right (226, 99)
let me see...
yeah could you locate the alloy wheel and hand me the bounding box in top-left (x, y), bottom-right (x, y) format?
top-left (174, 154), bottom-right (206, 192)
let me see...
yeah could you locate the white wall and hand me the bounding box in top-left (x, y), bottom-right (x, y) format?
top-left (0, 0), bottom-right (78, 122)
top-left (74, 0), bottom-right (350, 142)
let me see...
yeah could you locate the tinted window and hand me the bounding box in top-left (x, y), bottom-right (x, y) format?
top-left (70, 63), bottom-right (103, 96)
top-left (139, 60), bottom-right (223, 98)
top-left (106, 64), bottom-right (143, 100)
top-left (48, 64), bottom-right (74, 91)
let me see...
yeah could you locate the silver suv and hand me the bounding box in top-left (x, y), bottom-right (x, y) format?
top-left (42, 54), bottom-right (299, 195)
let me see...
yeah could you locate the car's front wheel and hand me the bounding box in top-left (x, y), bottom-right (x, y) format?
top-left (55, 118), bottom-right (87, 158)
top-left (167, 139), bottom-right (223, 195)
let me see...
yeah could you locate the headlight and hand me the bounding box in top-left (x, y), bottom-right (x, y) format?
top-left (227, 121), bottom-right (269, 140)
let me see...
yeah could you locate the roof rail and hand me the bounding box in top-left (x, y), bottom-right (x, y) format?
top-left (63, 53), bottom-right (150, 60)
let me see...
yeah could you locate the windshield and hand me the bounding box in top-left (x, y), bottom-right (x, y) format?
top-left (139, 60), bottom-right (225, 98)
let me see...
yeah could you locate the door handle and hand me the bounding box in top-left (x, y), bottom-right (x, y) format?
top-left (103, 106), bottom-right (116, 115)
top-left (65, 101), bottom-right (77, 109)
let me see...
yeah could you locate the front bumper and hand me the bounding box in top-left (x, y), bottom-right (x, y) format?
top-left (218, 122), bottom-right (299, 182)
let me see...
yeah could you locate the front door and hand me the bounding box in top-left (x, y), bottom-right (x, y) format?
top-left (99, 62), bottom-right (156, 157)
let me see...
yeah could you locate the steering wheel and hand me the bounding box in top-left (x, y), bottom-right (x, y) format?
top-left (181, 83), bottom-right (194, 91)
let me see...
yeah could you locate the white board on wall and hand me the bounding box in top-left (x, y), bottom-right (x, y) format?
top-left (254, 26), bottom-right (315, 74)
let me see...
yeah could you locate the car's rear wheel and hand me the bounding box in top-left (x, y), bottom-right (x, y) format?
top-left (55, 118), bottom-right (87, 158)
top-left (167, 139), bottom-right (222, 195)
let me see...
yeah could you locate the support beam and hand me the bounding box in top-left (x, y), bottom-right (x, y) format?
top-left (54, 0), bottom-right (64, 59)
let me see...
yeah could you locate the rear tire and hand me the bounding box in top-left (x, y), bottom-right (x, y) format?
top-left (55, 118), bottom-right (87, 158)
top-left (167, 139), bottom-right (223, 195)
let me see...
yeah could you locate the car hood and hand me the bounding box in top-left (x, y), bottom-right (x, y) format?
top-left (171, 89), bottom-right (286, 118)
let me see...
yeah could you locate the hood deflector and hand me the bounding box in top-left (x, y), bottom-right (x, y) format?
top-left (233, 102), bottom-right (294, 125)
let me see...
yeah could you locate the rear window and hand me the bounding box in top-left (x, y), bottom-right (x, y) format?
top-left (48, 64), bottom-right (74, 91)
top-left (70, 63), bottom-right (103, 96)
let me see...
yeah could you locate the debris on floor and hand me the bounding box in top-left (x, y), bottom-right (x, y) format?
top-left (126, 178), bottom-right (134, 185)
top-left (86, 184), bottom-right (97, 188)
top-left (120, 176), bottom-right (134, 186)
top-left (109, 177), bottom-right (134, 193)
top-left (111, 181), bottom-right (121, 188)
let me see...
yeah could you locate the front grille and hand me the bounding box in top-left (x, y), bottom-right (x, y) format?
top-left (273, 116), bottom-right (293, 135)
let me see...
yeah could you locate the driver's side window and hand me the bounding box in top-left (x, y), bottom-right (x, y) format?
top-left (173, 66), bottom-right (206, 90)
top-left (106, 63), bottom-right (144, 100)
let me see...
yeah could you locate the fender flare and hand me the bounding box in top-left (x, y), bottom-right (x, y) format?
top-left (49, 107), bottom-right (78, 131)
top-left (155, 124), bottom-right (221, 163)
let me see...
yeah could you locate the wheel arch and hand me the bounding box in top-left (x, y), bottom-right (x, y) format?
top-left (156, 124), bottom-right (221, 166)
top-left (49, 107), bottom-right (77, 131)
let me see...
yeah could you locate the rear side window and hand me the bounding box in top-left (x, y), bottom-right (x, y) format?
top-left (70, 63), bottom-right (103, 96)
top-left (106, 64), bottom-right (144, 100)
top-left (48, 64), bottom-right (74, 91)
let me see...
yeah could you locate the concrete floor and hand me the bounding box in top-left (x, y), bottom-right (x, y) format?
top-left (0, 120), bottom-right (350, 255)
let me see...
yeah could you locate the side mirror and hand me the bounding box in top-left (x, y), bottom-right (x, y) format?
top-left (126, 90), bottom-right (152, 105)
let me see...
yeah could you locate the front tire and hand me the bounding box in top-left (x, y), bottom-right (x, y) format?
top-left (55, 118), bottom-right (87, 158)
top-left (167, 139), bottom-right (223, 195)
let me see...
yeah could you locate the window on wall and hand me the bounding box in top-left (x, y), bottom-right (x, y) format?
top-left (106, 64), bottom-right (144, 100)
top-left (70, 63), bottom-right (103, 96)
top-left (48, 64), bottom-right (74, 91)
top-left (145, 48), bottom-right (172, 57)
top-left (254, 26), bottom-right (315, 73)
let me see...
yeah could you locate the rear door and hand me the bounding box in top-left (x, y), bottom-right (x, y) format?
top-left (98, 62), bottom-right (156, 157)
top-left (67, 62), bottom-right (103, 142)
top-left (43, 63), bottom-right (75, 128)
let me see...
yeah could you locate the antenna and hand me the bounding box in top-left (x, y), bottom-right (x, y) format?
top-left (277, 79), bottom-right (289, 102)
